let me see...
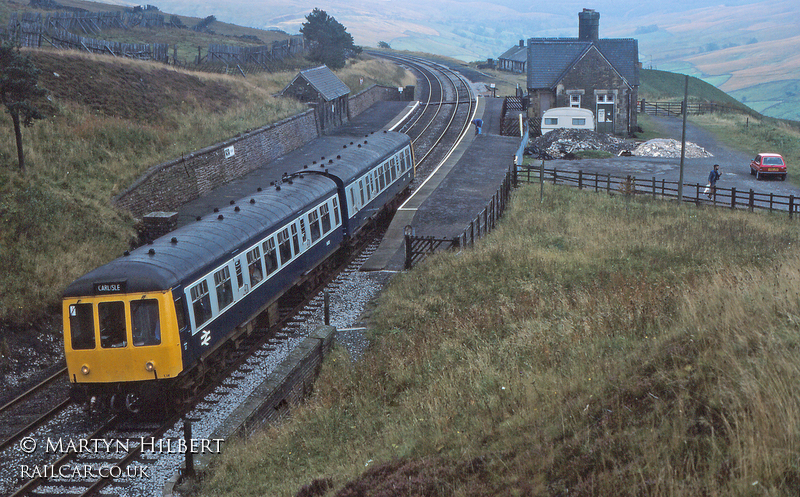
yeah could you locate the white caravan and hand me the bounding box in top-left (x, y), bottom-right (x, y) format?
top-left (540, 107), bottom-right (595, 134)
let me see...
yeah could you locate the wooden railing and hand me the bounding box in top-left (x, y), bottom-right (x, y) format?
top-left (515, 165), bottom-right (800, 216)
top-left (404, 166), bottom-right (514, 269)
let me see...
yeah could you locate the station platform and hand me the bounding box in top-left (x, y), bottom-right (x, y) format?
top-left (362, 97), bottom-right (524, 271)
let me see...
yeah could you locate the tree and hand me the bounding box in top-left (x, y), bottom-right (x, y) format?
top-left (300, 8), bottom-right (361, 70)
top-left (378, 41), bottom-right (391, 49)
top-left (0, 42), bottom-right (47, 173)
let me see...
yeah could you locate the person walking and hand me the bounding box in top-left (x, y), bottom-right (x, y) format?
top-left (707, 164), bottom-right (721, 200)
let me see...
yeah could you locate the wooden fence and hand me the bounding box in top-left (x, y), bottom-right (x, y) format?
top-left (516, 164), bottom-right (800, 217)
top-left (404, 166), bottom-right (514, 269)
top-left (638, 99), bottom-right (751, 117)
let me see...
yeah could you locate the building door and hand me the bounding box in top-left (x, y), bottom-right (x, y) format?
top-left (596, 94), bottom-right (615, 134)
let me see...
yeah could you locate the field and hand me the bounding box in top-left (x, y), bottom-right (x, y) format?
top-left (200, 184), bottom-right (800, 496)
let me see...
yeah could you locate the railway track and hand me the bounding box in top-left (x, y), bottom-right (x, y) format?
top-left (1, 53), bottom-right (476, 496)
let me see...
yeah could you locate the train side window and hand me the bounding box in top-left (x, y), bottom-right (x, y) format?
top-left (234, 259), bottom-right (244, 289)
top-left (348, 187), bottom-right (356, 211)
top-left (378, 164), bottom-right (386, 190)
top-left (366, 175), bottom-right (373, 199)
top-left (291, 224), bottom-right (300, 255)
top-left (320, 203), bottom-right (331, 233)
top-left (384, 162), bottom-right (391, 186)
top-left (190, 280), bottom-right (212, 327)
top-left (359, 181), bottom-right (365, 205)
top-left (247, 246), bottom-right (263, 284)
top-left (99, 301), bottom-right (127, 349)
top-left (69, 303), bottom-right (95, 350)
top-left (390, 157), bottom-right (397, 181)
top-left (174, 296), bottom-right (187, 331)
top-left (278, 229), bottom-right (292, 264)
top-left (299, 219), bottom-right (308, 245)
top-left (332, 197), bottom-right (340, 225)
top-left (214, 266), bottom-right (233, 310)
top-left (263, 237), bottom-right (279, 275)
top-left (131, 299), bottom-right (161, 346)
top-left (309, 209), bottom-right (321, 242)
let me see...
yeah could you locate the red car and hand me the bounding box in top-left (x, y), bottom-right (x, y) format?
top-left (750, 153), bottom-right (787, 180)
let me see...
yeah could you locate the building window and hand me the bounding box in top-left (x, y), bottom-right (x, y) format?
top-left (597, 94), bottom-right (615, 103)
top-left (570, 94), bottom-right (581, 107)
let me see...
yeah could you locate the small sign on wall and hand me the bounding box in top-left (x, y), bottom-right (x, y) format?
top-left (224, 146), bottom-right (235, 159)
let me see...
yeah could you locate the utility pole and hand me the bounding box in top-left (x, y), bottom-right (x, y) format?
top-left (678, 74), bottom-right (689, 201)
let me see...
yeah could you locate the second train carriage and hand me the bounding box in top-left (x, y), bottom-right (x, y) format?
top-left (62, 131), bottom-right (414, 411)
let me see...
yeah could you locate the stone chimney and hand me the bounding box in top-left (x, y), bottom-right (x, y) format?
top-left (519, 39), bottom-right (524, 48)
top-left (578, 8), bottom-right (600, 40)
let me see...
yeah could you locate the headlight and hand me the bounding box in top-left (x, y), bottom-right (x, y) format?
top-left (80, 365), bottom-right (90, 375)
top-left (145, 361), bottom-right (155, 372)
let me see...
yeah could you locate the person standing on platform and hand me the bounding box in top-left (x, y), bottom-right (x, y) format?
top-left (472, 118), bottom-right (483, 135)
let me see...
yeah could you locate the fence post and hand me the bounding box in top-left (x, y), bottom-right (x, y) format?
top-left (404, 234), bottom-right (412, 269)
top-left (769, 193), bottom-right (774, 212)
top-left (606, 174), bottom-right (611, 193)
top-left (696, 183), bottom-right (700, 206)
top-left (730, 187), bottom-right (736, 209)
top-left (652, 176), bottom-right (656, 198)
top-left (553, 169), bottom-right (558, 185)
top-left (578, 170), bottom-right (583, 190)
top-left (749, 189), bottom-right (754, 212)
top-left (595, 172), bottom-right (599, 192)
top-left (790, 195), bottom-right (795, 219)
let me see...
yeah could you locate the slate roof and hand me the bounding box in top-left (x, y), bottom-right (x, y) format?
top-left (281, 65), bottom-right (350, 102)
top-left (526, 38), bottom-right (639, 90)
top-left (499, 44), bottom-right (527, 63)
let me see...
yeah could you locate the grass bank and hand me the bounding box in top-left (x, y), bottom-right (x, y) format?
top-left (0, 52), bottom-right (409, 325)
top-left (201, 185), bottom-right (800, 496)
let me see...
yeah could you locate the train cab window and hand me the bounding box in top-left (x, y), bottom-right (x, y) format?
top-left (174, 296), bottom-right (187, 331)
top-left (320, 203), bottom-right (331, 233)
top-left (247, 246), bottom-right (263, 284)
top-left (214, 266), bottom-right (234, 310)
top-left (332, 197), bottom-right (340, 225)
top-left (131, 299), bottom-right (161, 346)
top-left (278, 228), bottom-right (292, 264)
top-left (69, 303), bottom-right (95, 350)
top-left (99, 301), bottom-right (127, 349)
top-left (190, 280), bottom-right (212, 327)
top-left (309, 209), bottom-right (321, 242)
top-left (263, 237), bottom-right (279, 274)
top-left (291, 224), bottom-right (300, 255)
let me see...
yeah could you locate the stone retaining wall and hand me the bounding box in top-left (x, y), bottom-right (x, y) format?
top-left (114, 85), bottom-right (407, 218)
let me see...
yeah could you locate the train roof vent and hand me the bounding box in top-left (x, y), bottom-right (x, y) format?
top-left (250, 198), bottom-right (255, 204)
top-left (276, 185), bottom-right (281, 191)
top-left (171, 237), bottom-right (178, 244)
top-left (214, 208), bottom-right (219, 213)
top-left (218, 214), bottom-right (224, 220)
top-left (196, 216), bottom-right (201, 221)
top-left (234, 206), bottom-right (240, 212)
top-left (148, 248), bottom-right (156, 255)
top-left (124, 250), bottom-right (130, 256)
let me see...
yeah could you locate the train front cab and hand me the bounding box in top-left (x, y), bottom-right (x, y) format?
top-left (63, 290), bottom-right (184, 407)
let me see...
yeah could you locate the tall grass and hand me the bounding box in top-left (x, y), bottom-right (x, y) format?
top-left (201, 185), bottom-right (800, 496)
